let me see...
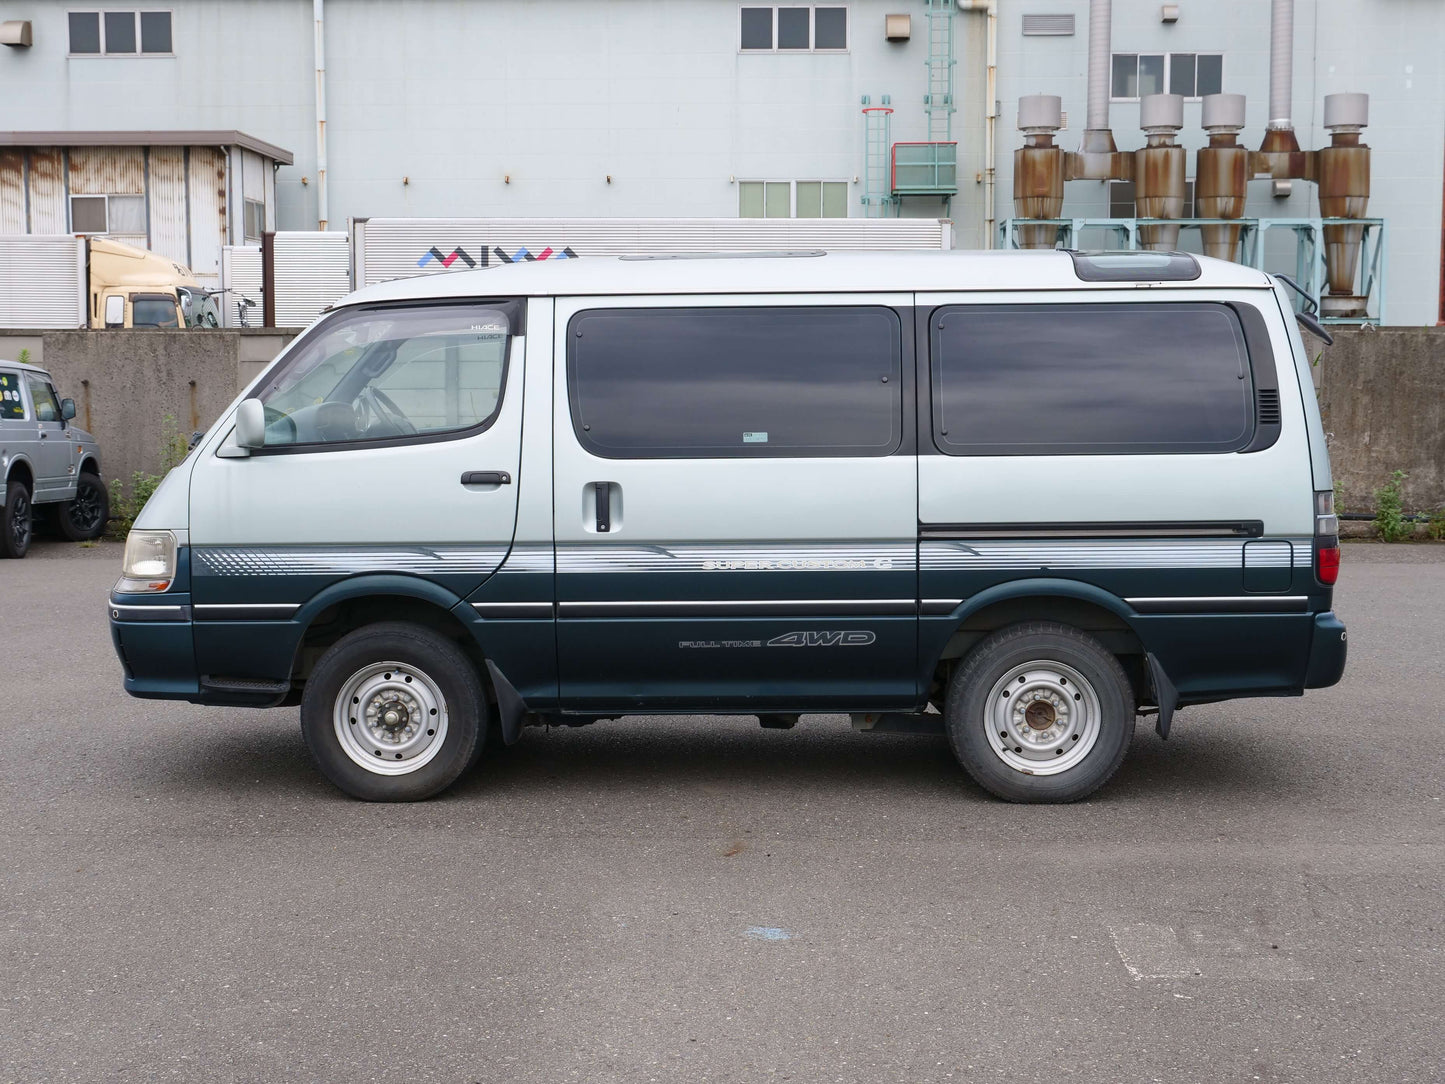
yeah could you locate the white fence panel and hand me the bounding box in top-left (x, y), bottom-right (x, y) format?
top-left (220, 246), bottom-right (262, 328)
top-left (0, 236), bottom-right (86, 329)
top-left (273, 232), bottom-right (351, 327)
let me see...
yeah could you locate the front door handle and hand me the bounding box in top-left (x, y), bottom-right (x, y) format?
top-left (460, 471), bottom-right (511, 486)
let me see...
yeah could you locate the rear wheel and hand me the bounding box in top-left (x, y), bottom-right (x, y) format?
top-left (300, 622), bottom-right (485, 801)
top-left (945, 622), bottom-right (1134, 803)
top-left (1, 481), bottom-right (32, 558)
top-left (58, 472), bottom-right (109, 541)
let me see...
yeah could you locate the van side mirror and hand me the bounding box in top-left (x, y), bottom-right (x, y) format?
top-left (60, 398), bottom-right (76, 422)
top-left (234, 398), bottom-right (266, 449)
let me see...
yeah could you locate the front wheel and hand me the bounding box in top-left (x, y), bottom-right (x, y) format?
top-left (1, 481), bottom-right (32, 558)
top-left (58, 472), bottom-right (109, 541)
top-left (300, 622), bottom-right (486, 801)
top-left (945, 622), bottom-right (1135, 803)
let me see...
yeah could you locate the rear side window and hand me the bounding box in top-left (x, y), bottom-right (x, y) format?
top-left (930, 303), bottom-right (1254, 455)
top-left (0, 372), bottom-right (25, 420)
top-left (568, 306), bottom-right (902, 458)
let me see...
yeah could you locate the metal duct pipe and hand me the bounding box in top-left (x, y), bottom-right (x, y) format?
top-left (1013, 95), bottom-right (1065, 249)
top-left (1268, 0), bottom-right (1293, 129)
top-left (1086, 0), bottom-right (1111, 133)
top-left (1070, 0), bottom-right (1123, 179)
top-left (1134, 93), bottom-right (1186, 251)
top-left (1196, 93), bottom-right (1248, 261)
top-left (1319, 93), bottom-right (1371, 318)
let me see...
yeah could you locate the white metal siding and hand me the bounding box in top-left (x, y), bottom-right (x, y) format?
top-left (26, 151), bottom-right (66, 234)
top-left (0, 152), bottom-right (23, 234)
top-left (148, 147), bottom-right (189, 268)
top-left (0, 236), bottom-right (86, 329)
top-left (220, 245), bottom-right (262, 328)
top-left (273, 232), bottom-right (351, 326)
top-left (241, 150), bottom-right (264, 213)
top-left (355, 217), bottom-right (953, 287)
top-left (188, 147), bottom-right (226, 288)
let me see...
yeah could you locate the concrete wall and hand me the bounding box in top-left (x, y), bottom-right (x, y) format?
top-left (1319, 326), bottom-right (1445, 514)
top-left (0, 329), bottom-right (297, 482)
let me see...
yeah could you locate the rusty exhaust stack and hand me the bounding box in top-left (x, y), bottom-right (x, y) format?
top-left (1256, 0), bottom-right (1308, 177)
top-left (1013, 95), bottom-right (1065, 249)
top-left (1069, 0), bottom-right (1130, 181)
top-left (1196, 93), bottom-right (1248, 262)
top-left (1318, 92), bottom-right (1371, 318)
top-left (1134, 94), bottom-right (1186, 251)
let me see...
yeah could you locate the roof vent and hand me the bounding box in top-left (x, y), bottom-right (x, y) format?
top-left (1257, 388), bottom-right (1281, 426)
top-left (1067, 250), bottom-right (1201, 282)
top-left (1022, 14), bottom-right (1075, 36)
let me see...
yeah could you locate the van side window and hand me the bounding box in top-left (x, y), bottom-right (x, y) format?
top-left (250, 301), bottom-right (517, 450)
top-left (568, 306), bottom-right (902, 458)
top-left (0, 372), bottom-right (25, 420)
top-left (930, 302), bottom-right (1254, 455)
top-left (24, 374), bottom-right (61, 422)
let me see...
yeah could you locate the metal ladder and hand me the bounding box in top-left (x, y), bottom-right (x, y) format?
top-left (925, 0), bottom-right (956, 143)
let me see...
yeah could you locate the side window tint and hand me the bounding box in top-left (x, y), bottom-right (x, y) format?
top-left (25, 374), bottom-right (61, 422)
top-left (569, 306), bottom-right (902, 459)
top-left (0, 372), bottom-right (25, 420)
top-left (931, 303), bottom-right (1254, 455)
top-left (252, 302), bottom-right (515, 449)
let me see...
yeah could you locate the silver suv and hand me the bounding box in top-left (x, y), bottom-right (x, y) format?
top-left (0, 359), bottom-right (108, 557)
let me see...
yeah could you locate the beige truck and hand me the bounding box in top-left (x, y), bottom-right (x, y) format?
top-left (0, 235), bottom-right (219, 330)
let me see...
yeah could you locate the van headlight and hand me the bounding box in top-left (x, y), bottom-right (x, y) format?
top-left (119, 530), bottom-right (178, 592)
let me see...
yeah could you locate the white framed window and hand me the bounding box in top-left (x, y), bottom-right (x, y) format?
top-left (1108, 180), bottom-right (1197, 219)
top-left (243, 199), bottom-right (266, 243)
top-left (738, 180), bottom-right (849, 218)
top-left (740, 6), bottom-right (848, 52)
top-left (69, 193), bottom-right (146, 234)
top-left (68, 10), bottom-right (173, 56)
top-left (1110, 52), bottom-right (1222, 100)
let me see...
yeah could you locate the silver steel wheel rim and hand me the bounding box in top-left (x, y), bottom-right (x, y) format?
top-left (984, 659), bottom-right (1102, 776)
top-left (333, 661), bottom-right (448, 776)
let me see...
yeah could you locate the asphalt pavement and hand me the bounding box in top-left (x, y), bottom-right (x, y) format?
top-left (2, 540), bottom-right (1442, 1084)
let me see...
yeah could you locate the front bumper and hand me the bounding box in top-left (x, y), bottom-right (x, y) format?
top-left (109, 593), bottom-right (200, 699)
top-left (1304, 611), bottom-right (1348, 689)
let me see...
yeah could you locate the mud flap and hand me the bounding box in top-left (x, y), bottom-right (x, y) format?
top-left (485, 660), bottom-right (528, 746)
top-left (1145, 652), bottom-right (1179, 740)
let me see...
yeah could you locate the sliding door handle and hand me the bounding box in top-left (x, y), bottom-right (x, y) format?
top-left (594, 481), bottom-right (611, 532)
top-left (460, 471), bottom-right (511, 486)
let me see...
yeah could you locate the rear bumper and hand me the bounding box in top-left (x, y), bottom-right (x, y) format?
top-left (1304, 611), bottom-right (1348, 689)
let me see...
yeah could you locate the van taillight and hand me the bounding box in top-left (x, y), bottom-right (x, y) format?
top-left (1314, 490), bottom-right (1340, 586)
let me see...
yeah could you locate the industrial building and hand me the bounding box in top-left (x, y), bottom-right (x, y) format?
top-left (0, 0), bottom-right (1440, 324)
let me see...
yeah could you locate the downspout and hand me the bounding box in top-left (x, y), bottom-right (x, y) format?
top-left (959, 1), bottom-right (997, 248)
top-left (313, 0), bottom-right (328, 231)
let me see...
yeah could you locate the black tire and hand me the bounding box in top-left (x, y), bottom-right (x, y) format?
top-left (58, 471), bottom-right (109, 541)
top-left (945, 622), bottom-right (1134, 803)
top-left (300, 622), bottom-right (486, 801)
top-left (1, 480), bottom-right (32, 559)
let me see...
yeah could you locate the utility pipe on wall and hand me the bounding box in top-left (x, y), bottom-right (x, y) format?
top-left (313, 0), bottom-right (328, 231)
top-left (1085, 0), bottom-right (1111, 133)
top-left (1267, 0), bottom-right (1293, 130)
top-left (960, 0), bottom-right (997, 248)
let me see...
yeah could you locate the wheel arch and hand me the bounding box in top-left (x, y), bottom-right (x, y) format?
top-left (924, 578), bottom-right (1150, 704)
top-left (5, 455), bottom-right (33, 492)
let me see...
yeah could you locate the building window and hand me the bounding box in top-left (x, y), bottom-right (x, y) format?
top-left (1108, 180), bottom-right (1197, 218)
top-left (243, 199), bottom-right (265, 243)
top-left (1111, 52), bottom-right (1222, 99)
top-left (740, 6), bottom-right (848, 52)
top-left (739, 180), bottom-right (848, 218)
top-left (68, 11), bottom-right (173, 55)
top-left (69, 193), bottom-right (146, 234)
top-left (567, 306), bottom-right (902, 459)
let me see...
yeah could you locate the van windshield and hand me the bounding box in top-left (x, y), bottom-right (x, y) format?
top-left (252, 303), bottom-right (514, 446)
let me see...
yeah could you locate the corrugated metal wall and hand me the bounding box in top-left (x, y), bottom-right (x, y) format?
top-left (0, 152), bottom-right (24, 234)
top-left (188, 147), bottom-right (227, 288)
top-left (0, 237), bottom-right (87, 329)
top-left (148, 147), bottom-right (189, 269)
top-left (220, 245), bottom-right (262, 327)
top-left (68, 147), bottom-right (147, 247)
top-left (27, 151), bottom-right (67, 234)
top-left (274, 232), bottom-right (350, 326)
top-left (356, 218), bottom-right (953, 287)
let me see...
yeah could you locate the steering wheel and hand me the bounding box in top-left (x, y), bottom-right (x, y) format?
top-left (357, 385), bottom-right (417, 437)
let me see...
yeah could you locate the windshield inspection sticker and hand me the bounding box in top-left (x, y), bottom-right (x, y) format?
top-left (742, 432), bottom-right (768, 443)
